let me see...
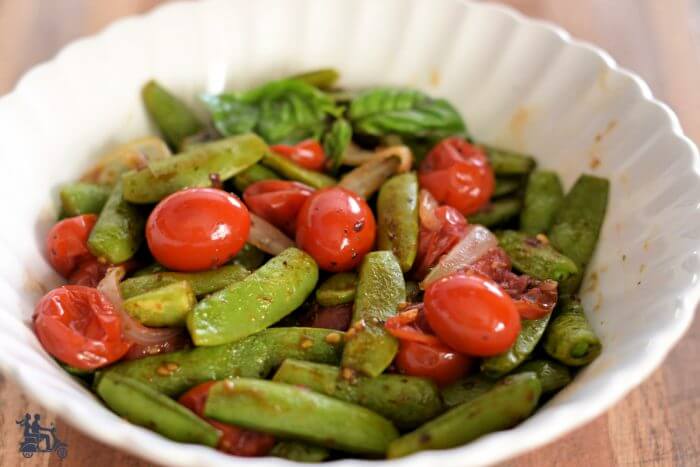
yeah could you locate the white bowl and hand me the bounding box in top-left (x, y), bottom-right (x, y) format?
top-left (0, 0), bottom-right (697, 466)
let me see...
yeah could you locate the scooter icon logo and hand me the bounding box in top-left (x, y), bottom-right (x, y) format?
top-left (16, 413), bottom-right (68, 460)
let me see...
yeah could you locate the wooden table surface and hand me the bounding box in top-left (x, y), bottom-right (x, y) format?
top-left (0, 1), bottom-right (698, 466)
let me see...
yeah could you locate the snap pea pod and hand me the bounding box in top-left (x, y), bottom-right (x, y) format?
top-left (548, 174), bottom-right (609, 293)
top-left (204, 379), bottom-right (399, 455)
top-left (338, 157), bottom-right (400, 199)
top-left (291, 68), bottom-right (340, 90)
top-left (261, 151), bottom-right (336, 189)
top-left (232, 163), bottom-right (280, 192)
top-left (142, 80), bottom-right (204, 150)
top-left (497, 230), bottom-right (578, 283)
top-left (342, 251), bottom-right (405, 377)
top-left (102, 327), bottom-right (344, 396)
top-left (272, 359), bottom-right (442, 429)
top-left (120, 264), bottom-right (250, 299)
top-left (518, 359), bottom-right (571, 393)
top-left (187, 248), bottom-right (318, 346)
top-left (544, 297), bottom-right (601, 366)
top-left (96, 373), bottom-right (220, 447)
top-left (468, 198), bottom-right (521, 227)
top-left (132, 263), bottom-right (166, 277)
top-left (122, 281), bottom-right (196, 327)
top-left (59, 182), bottom-right (111, 217)
top-left (440, 374), bottom-right (496, 409)
top-left (315, 272), bottom-right (357, 307)
top-left (387, 372), bottom-right (541, 458)
top-left (87, 181), bottom-right (145, 264)
top-left (377, 172), bottom-right (419, 272)
top-left (270, 441), bottom-right (330, 462)
top-left (520, 170), bottom-right (564, 235)
top-left (493, 177), bottom-right (523, 198)
top-left (480, 314), bottom-right (551, 378)
top-left (122, 134), bottom-right (267, 203)
top-left (484, 145), bottom-right (536, 175)
top-left (232, 243), bottom-right (266, 270)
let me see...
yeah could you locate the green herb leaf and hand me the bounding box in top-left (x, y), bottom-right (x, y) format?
top-left (201, 95), bottom-right (259, 137)
top-left (323, 118), bottom-right (352, 173)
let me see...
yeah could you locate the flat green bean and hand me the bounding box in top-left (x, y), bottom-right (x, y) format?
top-left (485, 145), bottom-right (536, 175)
top-left (142, 80), bottom-right (204, 150)
top-left (480, 315), bottom-right (551, 378)
top-left (497, 230), bottom-right (578, 283)
top-left (315, 272), bottom-right (357, 307)
top-left (232, 163), bottom-right (280, 192)
top-left (261, 151), bottom-right (336, 189)
top-left (520, 170), bottom-right (564, 235)
top-left (544, 297), bottom-right (601, 366)
top-left (60, 182), bottom-right (111, 217)
top-left (493, 177), bottom-right (523, 198)
top-left (123, 281), bottom-right (196, 327)
top-left (270, 441), bottom-right (330, 462)
top-left (468, 198), bottom-right (522, 227)
top-left (377, 172), bottom-right (419, 272)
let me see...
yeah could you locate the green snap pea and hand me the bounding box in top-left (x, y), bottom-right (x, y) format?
top-left (261, 152), bottom-right (336, 189)
top-left (497, 230), bottom-right (578, 283)
top-left (484, 145), bottom-right (536, 175)
top-left (520, 170), bottom-right (564, 235)
top-left (59, 182), bottom-right (111, 217)
top-left (187, 248), bottom-right (318, 346)
top-left (122, 281), bottom-right (196, 327)
top-left (468, 198), bottom-right (522, 227)
top-left (96, 373), bottom-right (220, 447)
top-left (342, 251), bottom-right (405, 377)
top-left (377, 172), bottom-right (419, 272)
top-left (518, 359), bottom-right (571, 393)
top-left (338, 157), bottom-right (400, 199)
top-left (481, 314), bottom-right (552, 378)
top-left (87, 181), bottom-right (145, 264)
top-left (291, 68), bottom-right (340, 90)
top-left (232, 163), bottom-right (280, 192)
top-left (273, 359), bottom-right (442, 429)
top-left (440, 374), bottom-right (496, 409)
top-left (232, 243), bottom-right (267, 270)
top-left (102, 327), bottom-right (344, 396)
top-left (204, 379), bottom-right (399, 455)
top-left (549, 174), bottom-right (609, 293)
top-left (122, 134), bottom-right (267, 203)
top-left (544, 297), bottom-right (601, 366)
top-left (387, 372), bottom-right (541, 458)
top-left (120, 264), bottom-right (250, 299)
top-left (142, 80), bottom-right (204, 150)
top-left (132, 263), bottom-right (166, 277)
top-left (315, 272), bottom-right (357, 307)
top-left (493, 177), bottom-right (523, 198)
top-left (270, 441), bottom-right (330, 462)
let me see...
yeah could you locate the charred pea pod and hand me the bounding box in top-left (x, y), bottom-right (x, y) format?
top-left (493, 177), bottom-right (523, 198)
top-left (270, 441), bottom-right (330, 462)
top-left (315, 272), bottom-right (358, 307)
top-left (101, 327), bottom-right (344, 396)
top-left (341, 252), bottom-right (405, 377)
top-left (520, 170), bottom-right (564, 235)
top-left (497, 230), bottom-right (578, 283)
top-left (231, 163), bottom-right (280, 192)
top-left (387, 372), bottom-right (541, 458)
top-left (544, 297), bottom-right (602, 366)
top-left (272, 359), bottom-right (442, 429)
top-left (142, 80), bottom-right (205, 150)
top-left (204, 378), bottom-right (399, 455)
top-left (440, 374), bottom-right (496, 408)
top-left (87, 181), bottom-right (145, 264)
top-left (376, 172), bottom-right (419, 272)
top-left (291, 68), bottom-right (340, 90)
top-left (261, 151), bottom-right (336, 190)
top-left (338, 157), bottom-right (400, 199)
top-left (484, 145), bottom-right (536, 175)
top-left (120, 264), bottom-right (250, 299)
top-left (122, 281), bottom-right (196, 327)
top-left (59, 182), bottom-right (111, 217)
top-left (122, 134), bottom-right (267, 203)
top-left (467, 198), bottom-right (522, 227)
top-left (518, 359), bottom-right (571, 393)
top-left (96, 373), bottom-right (220, 447)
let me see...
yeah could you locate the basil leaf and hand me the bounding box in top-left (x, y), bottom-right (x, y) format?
top-left (201, 95), bottom-right (259, 137)
top-left (348, 88), bottom-right (466, 140)
top-left (322, 118), bottom-right (352, 173)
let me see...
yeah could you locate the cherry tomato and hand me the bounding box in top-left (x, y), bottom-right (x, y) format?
top-left (270, 139), bottom-right (326, 171)
top-left (395, 340), bottom-right (471, 386)
top-left (68, 258), bottom-right (110, 287)
top-left (424, 272), bottom-right (521, 356)
top-left (146, 188), bottom-right (250, 272)
top-left (179, 382), bottom-right (276, 457)
top-left (243, 180), bottom-right (314, 236)
top-left (33, 285), bottom-right (131, 370)
top-left (385, 306), bottom-right (443, 346)
top-left (46, 214), bottom-right (98, 277)
top-left (296, 187), bottom-right (376, 272)
top-left (419, 138), bottom-right (494, 215)
top-left (413, 205), bottom-right (469, 280)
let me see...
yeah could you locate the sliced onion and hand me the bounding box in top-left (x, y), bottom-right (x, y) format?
top-left (248, 213), bottom-right (295, 255)
top-left (422, 225), bottom-right (498, 288)
top-left (342, 143), bottom-right (377, 166)
top-left (419, 189), bottom-right (441, 232)
top-left (374, 145), bottom-right (413, 173)
top-left (98, 266), bottom-right (183, 346)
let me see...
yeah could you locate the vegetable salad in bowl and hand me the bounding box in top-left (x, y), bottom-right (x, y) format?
top-left (34, 69), bottom-right (608, 461)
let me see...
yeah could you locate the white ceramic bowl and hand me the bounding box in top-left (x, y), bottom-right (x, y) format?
top-left (0, 0), bottom-right (697, 466)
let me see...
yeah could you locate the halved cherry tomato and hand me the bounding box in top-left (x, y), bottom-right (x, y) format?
top-left (296, 187), bottom-right (376, 272)
top-left (33, 285), bottom-right (131, 370)
top-left (179, 382), bottom-right (276, 457)
top-left (270, 139), bottom-right (326, 171)
top-left (413, 205), bottom-right (469, 280)
top-left (419, 138), bottom-right (494, 215)
top-left (424, 272), bottom-right (520, 356)
top-left (385, 305), bottom-right (443, 347)
top-left (146, 188), bottom-right (250, 272)
top-left (46, 214), bottom-right (98, 277)
top-left (243, 180), bottom-right (314, 237)
top-left (395, 340), bottom-right (471, 386)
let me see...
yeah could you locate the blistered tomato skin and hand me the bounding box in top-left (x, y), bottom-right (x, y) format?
top-left (243, 180), bottom-right (314, 237)
top-left (395, 340), bottom-right (471, 386)
top-left (146, 188), bottom-right (250, 272)
top-left (46, 214), bottom-right (98, 277)
top-left (424, 272), bottom-right (521, 356)
top-left (296, 187), bottom-right (376, 272)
